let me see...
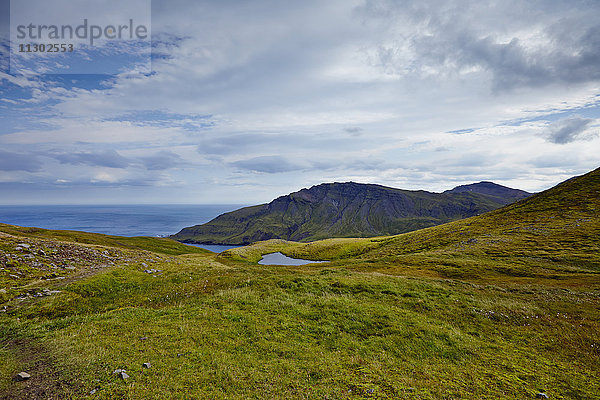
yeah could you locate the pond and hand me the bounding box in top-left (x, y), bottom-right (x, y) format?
top-left (258, 252), bottom-right (327, 266)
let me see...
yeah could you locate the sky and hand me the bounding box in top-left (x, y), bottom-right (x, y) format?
top-left (0, 0), bottom-right (599, 205)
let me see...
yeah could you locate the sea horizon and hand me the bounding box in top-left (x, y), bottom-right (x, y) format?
top-left (0, 204), bottom-right (246, 238)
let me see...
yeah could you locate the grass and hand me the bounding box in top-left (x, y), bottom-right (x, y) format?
top-left (0, 223), bottom-right (208, 256)
top-left (1, 168), bottom-right (599, 399)
top-left (2, 255), bottom-right (598, 399)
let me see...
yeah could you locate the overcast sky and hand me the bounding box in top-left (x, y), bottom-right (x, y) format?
top-left (1, 0), bottom-right (599, 204)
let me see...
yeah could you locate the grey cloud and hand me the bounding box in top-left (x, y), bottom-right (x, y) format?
top-left (197, 133), bottom-right (277, 156)
top-left (360, 0), bottom-right (600, 90)
top-left (231, 156), bottom-right (303, 173)
top-left (344, 127), bottom-right (364, 136)
top-left (530, 154), bottom-right (579, 168)
top-left (0, 150), bottom-right (43, 172)
top-left (140, 151), bottom-right (183, 170)
top-left (311, 157), bottom-right (391, 172)
top-left (545, 117), bottom-right (595, 144)
top-left (53, 149), bottom-right (130, 168)
top-left (198, 132), bottom-right (373, 156)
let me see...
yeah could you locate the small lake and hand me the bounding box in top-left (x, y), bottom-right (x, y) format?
top-left (258, 252), bottom-right (327, 266)
top-left (184, 243), bottom-right (241, 253)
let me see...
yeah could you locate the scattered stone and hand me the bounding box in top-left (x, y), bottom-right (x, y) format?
top-left (17, 243), bottom-right (30, 248)
top-left (536, 394), bottom-right (549, 399)
top-left (367, 388), bottom-right (375, 394)
top-left (0, 289), bottom-right (7, 294)
top-left (113, 368), bottom-right (129, 379)
top-left (140, 337), bottom-right (148, 340)
top-left (177, 353), bottom-right (183, 357)
top-left (142, 362), bottom-right (151, 369)
top-left (90, 389), bottom-right (97, 395)
top-left (9, 275), bottom-right (20, 279)
top-left (141, 262), bottom-right (148, 268)
top-left (35, 289), bottom-right (61, 297)
top-left (14, 372), bottom-right (31, 381)
top-left (143, 269), bottom-right (162, 274)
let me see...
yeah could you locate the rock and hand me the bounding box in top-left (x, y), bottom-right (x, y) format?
top-left (0, 289), bottom-right (7, 294)
top-left (140, 337), bottom-right (148, 340)
top-left (119, 371), bottom-right (130, 380)
top-left (90, 389), bottom-right (97, 395)
top-left (536, 394), bottom-right (549, 399)
top-left (14, 371), bottom-right (31, 381)
top-left (144, 269), bottom-right (162, 274)
top-left (141, 262), bottom-right (148, 268)
top-left (113, 368), bottom-right (125, 374)
top-left (17, 243), bottom-right (30, 248)
top-left (142, 362), bottom-right (151, 369)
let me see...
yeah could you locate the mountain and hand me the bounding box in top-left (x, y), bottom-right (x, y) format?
top-left (172, 181), bottom-right (531, 245)
top-left (229, 167), bottom-right (600, 280)
top-left (444, 181), bottom-right (531, 204)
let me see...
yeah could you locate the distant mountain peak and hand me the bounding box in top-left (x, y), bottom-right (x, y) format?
top-left (445, 181), bottom-right (531, 203)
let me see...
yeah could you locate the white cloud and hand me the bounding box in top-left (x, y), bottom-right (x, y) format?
top-left (1, 0), bottom-right (599, 204)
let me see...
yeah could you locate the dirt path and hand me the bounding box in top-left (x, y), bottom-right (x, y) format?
top-left (0, 338), bottom-right (84, 399)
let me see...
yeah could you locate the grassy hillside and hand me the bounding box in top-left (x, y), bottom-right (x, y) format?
top-left (172, 181), bottom-right (530, 245)
top-left (0, 168), bottom-right (598, 399)
top-left (259, 167), bottom-right (600, 284)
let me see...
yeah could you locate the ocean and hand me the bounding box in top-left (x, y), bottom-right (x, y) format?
top-left (0, 204), bottom-right (245, 252)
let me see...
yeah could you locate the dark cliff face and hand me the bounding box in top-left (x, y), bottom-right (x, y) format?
top-left (171, 181), bottom-right (532, 245)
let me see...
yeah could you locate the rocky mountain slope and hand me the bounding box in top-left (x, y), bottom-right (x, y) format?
top-left (172, 181), bottom-right (531, 245)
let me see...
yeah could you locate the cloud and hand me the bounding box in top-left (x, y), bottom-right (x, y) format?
top-left (0, 150), bottom-right (43, 172)
top-left (1, 0), bottom-right (600, 204)
top-left (231, 156), bottom-right (303, 173)
top-left (545, 116), bottom-right (595, 144)
top-left (140, 150), bottom-right (183, 170)
top-left (358, 0), bottom-right (600, 90)
top-left (344, 127), bottom-right (364, 136)
top-left (53, 149), bottom-right (131, 168)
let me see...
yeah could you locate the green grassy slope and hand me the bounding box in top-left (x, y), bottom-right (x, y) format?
top-left (0, 169), bottom-right (598, 399)
top-left (0, 223), bottom-right (208, 256)
top-left (271, 167), bottom-right (600, 284)
top-left (172, 181), bottom-right (530, 245)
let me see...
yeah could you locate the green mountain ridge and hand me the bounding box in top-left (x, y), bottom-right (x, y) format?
top-left (172, 181), bottom-right (531, 245)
